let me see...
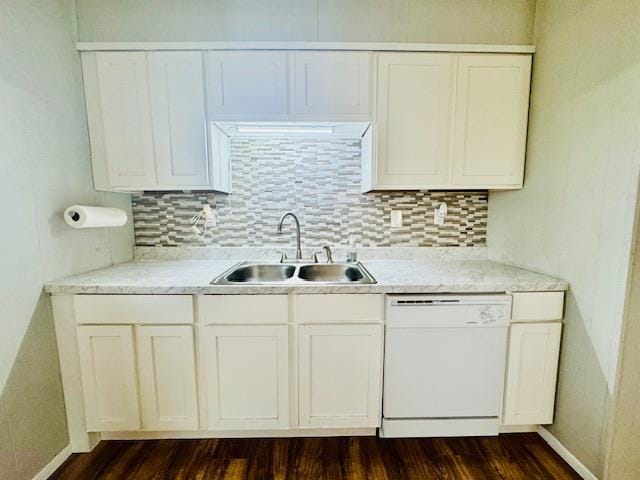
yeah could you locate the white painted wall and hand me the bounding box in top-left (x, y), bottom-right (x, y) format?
top-left (74, 0), bottom-right (535, 44)
top-left (0, 1), bottom-right (133, 478)
top-left (488, 1), bottom-right (640, 476)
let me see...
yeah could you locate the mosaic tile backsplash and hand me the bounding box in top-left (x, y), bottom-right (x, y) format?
top-left (132, 139), bottom-right (488, 247)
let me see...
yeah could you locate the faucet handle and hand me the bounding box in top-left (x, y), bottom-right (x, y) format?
top-left (312, 250), bottom-right (323, 263)
top-left (323, 245), bottom-right (334, 263)
top-left (276, 251), bottom-right (288, 263)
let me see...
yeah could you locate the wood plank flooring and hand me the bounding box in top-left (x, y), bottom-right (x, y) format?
top-left (50, 434), bottom-right (580, 480)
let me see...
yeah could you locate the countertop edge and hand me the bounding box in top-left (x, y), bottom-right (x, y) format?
top-left (45, 282), bottom-right (570, 295)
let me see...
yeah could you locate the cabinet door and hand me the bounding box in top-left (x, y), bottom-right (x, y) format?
top-left (298, 324), bottom-right (383, 428)
top-left (451, 54), bottom-right (531, 188)
top-left (148, 52), bottom-right (209, 187)
top-left (375, 53), bottom-right (452, 188)
top-left (293, 52), bottom-right (371, 120)
top-left (77, 325), bottom-right (140, 431)
top-left (95, 52), bottom-right (157, 188)
top-left (503, 323), bottom-right (562, 425)
top-left (207, 51), bottom-right (289, 120)
top-left (136, 326), bottom-right (199, 431)
top-left (204, 325), bottom-right (289, 430)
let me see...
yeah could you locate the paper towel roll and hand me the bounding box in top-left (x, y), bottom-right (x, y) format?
top-left (64, 205), bottom-right (128, 229)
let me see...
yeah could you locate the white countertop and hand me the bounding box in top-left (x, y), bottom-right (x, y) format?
top-left (44, 258), bottom-right (568, 295)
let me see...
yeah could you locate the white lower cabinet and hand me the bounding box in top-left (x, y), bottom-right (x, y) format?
top-left (503, 322), bottom-right (562, 425)
top-left (204, 325), bottom-right (290, 430)
top-left (298, 324), bottom-right (383, 428)
top-left (136, 325), bottom-right (199, 431)
top-left (77, 325), bottom-right (140, 432)
top-left (77, 324), bottom-right (200, 432)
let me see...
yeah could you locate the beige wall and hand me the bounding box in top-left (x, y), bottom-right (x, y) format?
top-left (75, 0), bottom-right (535, 44)
top-left (0, 1), bottom-right (133, 478)
top-left (606, 185), bottom-right (640, 479)
top-left (488, 1), bottom-right (640, 477)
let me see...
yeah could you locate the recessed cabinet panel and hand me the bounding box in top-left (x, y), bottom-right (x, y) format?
top-left (293, 52), bottom-right (371, 120)
top-left (148, 52), bottom-right (209, 186)
top-left (207, 51), bottom-right (289, 120)
top-left (452, 55), bottom-right (531, 187)
top-left (375, 53), bottom-right (452, 187)
top-left (136, 325), bottom-right (199, 431)
top-left (77, 325), bottom-right (140, 432)
top-left (298, 324), bottom-right (383, 428)
top-left (95, 52), bottom-right (156, 188)
top-left (204, 325), bottom-right (289, 430)
top-left (503, 323), bottom-right (562, 425)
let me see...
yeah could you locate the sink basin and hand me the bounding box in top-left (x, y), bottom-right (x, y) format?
top-left (222, 264), bottom-right (295, 283)
top-left (211, 262), bottom-right (376, 285)
top-left (298, 264), bottom-right (366, 283)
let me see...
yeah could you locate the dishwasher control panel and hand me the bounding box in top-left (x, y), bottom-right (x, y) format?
top-left (386, 294), bottom-right (512, 328)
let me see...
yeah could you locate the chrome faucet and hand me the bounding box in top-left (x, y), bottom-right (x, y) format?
top-left (276, 212), bottom-right (302, 261)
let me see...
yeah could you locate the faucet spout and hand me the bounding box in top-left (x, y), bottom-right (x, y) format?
top-left (276, 212), bottom-right (302, 261)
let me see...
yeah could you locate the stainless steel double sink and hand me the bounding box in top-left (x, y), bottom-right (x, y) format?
top-left (211, 261), bottom-right (377, 285)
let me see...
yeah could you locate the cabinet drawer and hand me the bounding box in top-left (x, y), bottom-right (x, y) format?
top-left (295, 294), bottom-right (383, 324)
top-left (74, 295), bottom-right (194, 325)
top-left (199, 295), bottom-right (289, 325)
top-left (511, 292), bottom-right (564, 322)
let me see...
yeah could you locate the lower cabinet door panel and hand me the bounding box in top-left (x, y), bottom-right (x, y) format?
top-left (136, 325), bottom-right (199, 431)
top-left (503, 323), bottom-right (562, 425)
top-left (298, 324), bottom-right (383, 428)
top-left (77, 325), bottom-right (140, 431)
top-left (204, 325), bottom-right (289, 430)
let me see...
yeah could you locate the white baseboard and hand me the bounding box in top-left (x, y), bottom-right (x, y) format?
top-left (537, 427), bottom-right (598, 480)
top-left (32, 444), bottom-right (72, 480)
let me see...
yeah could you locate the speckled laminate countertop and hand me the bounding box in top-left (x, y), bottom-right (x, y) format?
top-left (44, 258), bottom-right (568, 295)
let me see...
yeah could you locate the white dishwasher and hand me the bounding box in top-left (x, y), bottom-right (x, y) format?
top-left (381, 294), bottom-right (511, 438)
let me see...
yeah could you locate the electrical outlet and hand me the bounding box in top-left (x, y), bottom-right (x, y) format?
top-left (434, 202), bottom-right (448, 226)
top-left (390, 210), bottom-right (403, 228)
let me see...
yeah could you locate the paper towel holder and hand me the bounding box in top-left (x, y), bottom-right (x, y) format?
top-left (63, 205), bottom-right (128, 229)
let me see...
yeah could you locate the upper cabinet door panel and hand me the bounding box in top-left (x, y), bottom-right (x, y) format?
top-left (375, 53), bottom-right (453, 187)
top-left (95, 52), bottom-right (157, 188)
top-left (148, 52), bottom-right (209, 186)
top-left (207, 51), bottom-right (289, 120)
top-left (451, 54), bottom-right (531, 187)
top-left (293, 52), bottom-right (371, 120)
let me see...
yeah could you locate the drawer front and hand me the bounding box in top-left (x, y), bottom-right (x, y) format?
top-left (74, 295), bottom-right (194, 325)
top-left (511, 292), bottom-right (564, 322)
top-left (295, 294), bottom-right (383, 324)
top-left (199, 295), bottom-right (289, 325)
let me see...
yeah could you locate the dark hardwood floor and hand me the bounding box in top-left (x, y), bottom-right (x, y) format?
top-left (50, 434), bottom-right (580, 480)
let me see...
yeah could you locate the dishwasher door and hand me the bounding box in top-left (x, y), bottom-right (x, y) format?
top-left (383, 295), bottom-right (510, 420)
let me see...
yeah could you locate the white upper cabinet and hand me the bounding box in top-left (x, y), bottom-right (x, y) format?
top-left (93, 52), bottom-right (157, 188)
top-left (207, 51), bottom-right (289, 120)
top-left (451, 54), bottom-right (531, 188)
top-left (374, 53), bottom-right (453, 188)
top-left (148, 52), bottom-right (209, 187)
top-left (81, 47), bottom-right (531, 193)
top-left (82, 51), bottom-right (228, 193)
top-left (367, 52), bottom-right (532, 191)
top-left (292, 52), bottom-right (371, 120)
